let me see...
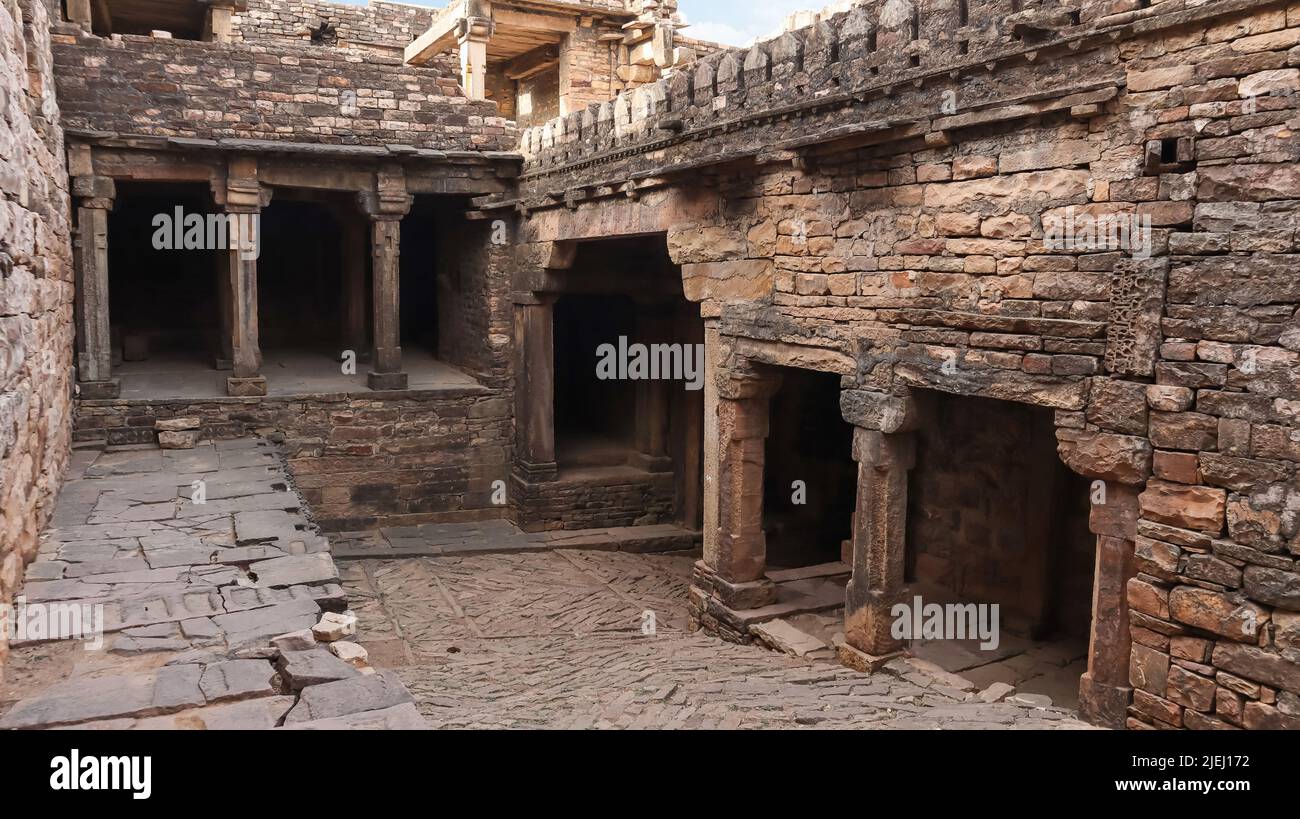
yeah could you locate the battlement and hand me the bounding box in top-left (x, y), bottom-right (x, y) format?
top-left (515, 0), bottom-right (1198, 172)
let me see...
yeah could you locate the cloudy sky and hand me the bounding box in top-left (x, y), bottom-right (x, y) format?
top-left (341, 1), bottom-right (815, 46)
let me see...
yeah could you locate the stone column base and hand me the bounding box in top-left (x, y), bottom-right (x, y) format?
top-left (213, 357), bottom-right (233, 371)
top-left (1078, 673), bottom-right (1132, 729)
top-left (367, 371), bottom-right (408, 391)
top-left (226, 376), bottom-right (267, 396)
top-left (838, 642), bottom-right (905, 673)
top-left (77, 379), bottom-right (120, 399)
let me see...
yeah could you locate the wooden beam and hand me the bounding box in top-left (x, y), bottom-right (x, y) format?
top-left (406, 0), bottom-right (470, 65)
top-left (492, 8), bottom-right (576, 35)
top-left (503, 43), bottom-right (560, 80)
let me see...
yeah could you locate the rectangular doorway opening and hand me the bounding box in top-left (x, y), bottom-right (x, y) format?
top-left (762, 367), bottom-right (857, 571)
top-left (107, 181), bottom-right (222, 396)
top-left (906, 390), bottom-right (1096, 710)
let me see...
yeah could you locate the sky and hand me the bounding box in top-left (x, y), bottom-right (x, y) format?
top-left (341, 1), bottom-right (816, 46)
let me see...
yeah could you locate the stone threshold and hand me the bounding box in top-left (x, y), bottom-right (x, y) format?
top-left (708, 573), bottom-right (850, 636)
top-left (331, 520), bottom-right (699, 560)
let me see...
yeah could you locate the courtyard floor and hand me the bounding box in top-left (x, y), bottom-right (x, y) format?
top-left (341, 551), bottom-right (1092, 729)
top-left (1, 439), bottom-right (1092, 730)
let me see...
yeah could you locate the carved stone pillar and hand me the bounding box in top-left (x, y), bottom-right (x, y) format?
top-left (72, 175), bottom-right (117, 398)
top-left (842, 427), bottom-right (915, 665)
top-left (218, 161), bottom-right (268, 396)
top-left (707, 368), bottom-right (782, 600)
top-left (359, 168), bottom-right (412, 391)
top-left (456, 15), bottom-right (493, 100)
top-left (513, 293), bottom-right (557, 483)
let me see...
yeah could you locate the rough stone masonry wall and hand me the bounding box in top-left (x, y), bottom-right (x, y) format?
top-left (72, 390), bottom-right (513, 531)
top-left (0, 0), bottom-right (73, 670)
top-left (232, 0), bottom-right (434, 52)
top-left (511, 0), bottom-right (1300, 728)
top-left (50, 22), bottom-right (513, 151)
top-left (1117, 2), bottom-right (1300, 731)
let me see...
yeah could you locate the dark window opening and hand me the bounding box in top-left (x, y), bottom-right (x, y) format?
top-left (1160, 136), bottom-right (1179, 164)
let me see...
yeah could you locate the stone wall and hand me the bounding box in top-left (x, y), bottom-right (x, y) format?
top-left (73, 388), bottom-right (513, 531)
top-left (511, 469), bottom-right (676, 532)
top-left (0, 0), bottom-right (74, 670)
top-left (49, 23), bottom-right (514, 152)
top-left (232, 0), bottom-right (434, 53)
top-left (509, 0), bottom-right (1300, 728)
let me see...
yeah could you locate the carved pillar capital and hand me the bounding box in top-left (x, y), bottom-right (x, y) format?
top-left (71, 175), bottom-right (115, 210)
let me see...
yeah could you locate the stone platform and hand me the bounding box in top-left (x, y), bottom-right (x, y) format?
top-left (0, 439), bottom-right (426, 730)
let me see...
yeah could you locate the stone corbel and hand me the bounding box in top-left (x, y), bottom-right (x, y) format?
top-left (358, 167), bottom-right (413, 221)
top-left (71, 175), bottom-right (116, 210)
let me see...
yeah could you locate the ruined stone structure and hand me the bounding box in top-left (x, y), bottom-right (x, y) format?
top-left (501, 0), bottom-right (1300, 729)
top-left (1, 0), bottom-right (1298, 731)
top-left (0, 0), bottom-right (74, 670)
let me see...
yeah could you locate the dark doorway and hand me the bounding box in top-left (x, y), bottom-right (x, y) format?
top-left (762, 367), bottom-right (857, 570)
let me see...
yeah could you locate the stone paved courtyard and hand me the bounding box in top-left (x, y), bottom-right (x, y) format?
top-left (1, 439), bottom-right (1091, 730)
top-left (341, 551), bottom-right (1093, 729)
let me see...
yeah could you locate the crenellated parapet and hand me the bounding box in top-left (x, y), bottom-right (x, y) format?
top-left (511, 0), bottom-right (1257, 189)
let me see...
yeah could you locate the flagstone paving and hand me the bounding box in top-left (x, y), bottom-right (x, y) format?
top-left (0, 440), bottom-right (425, 730)
top-left (5, 439), bottom-right (1093, 731)
top-left (341, 551), bottom-right (1094, 729)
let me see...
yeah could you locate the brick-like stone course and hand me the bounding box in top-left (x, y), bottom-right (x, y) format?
top-left (0, 0), bottom-right (74, 671)
top-left (73, 389), bottom-right (513, 532)
top-left (49, 22), bottom-right (514, 151)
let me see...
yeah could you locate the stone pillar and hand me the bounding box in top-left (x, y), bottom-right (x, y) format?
top-left (630, 308), bottom-right (672, 472)
top-left (202, 1), bottom-right (240, 43)
top-left (72, 175), bottom-right (117, 398)
top-left (701, 319), bottom-right (720, 557)
top-left (358, 168), bottom-right (412, 391)
top-left (456, 16), bottom-right (493, 101)
top-left (1078, 478), bottom-right (1141, 728)
top-left (513, 294), bottom-right (557, 482)
top-left (1079, 534), bottom-right (1137, 728)
top-left (842, 427), bottom-right (915, 666)
top-left (66, 0), bottom-right (92, 28)
top-left (703, 368), bottom-right (782, 607)
top-left (220, 160), bottom-right (267, 396)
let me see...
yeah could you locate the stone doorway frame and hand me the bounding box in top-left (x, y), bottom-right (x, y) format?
top-left (696, 337), bottom-right (1144, 728)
